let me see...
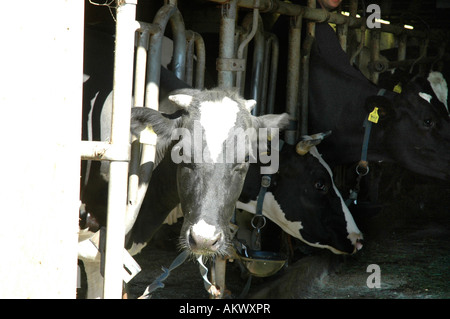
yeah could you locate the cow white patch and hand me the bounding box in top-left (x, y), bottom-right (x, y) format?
top-left (427, 71), bottom-right (448, 114)
top-left (237, 194), bottom-right (352, 255)
top-left (199, 97), bottom-right (239, 162)
top-left (307, 146), bottom-right (363, 245)
top-left (192, 219), bottom-right (217, 240)
top-left (419, 92), bottom-right (433, 104)
top-left (237, 194), bottom-right (303, 239)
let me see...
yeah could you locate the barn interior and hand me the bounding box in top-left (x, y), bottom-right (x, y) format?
top-left (81, 0), bottom-right (449, 299)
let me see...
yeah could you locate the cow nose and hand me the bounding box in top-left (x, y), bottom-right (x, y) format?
top-left (188, 221), bottom-right (224, 253)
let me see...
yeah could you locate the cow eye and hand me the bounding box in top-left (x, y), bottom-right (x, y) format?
top-left (314, 180), bottom-right (328, 193)
top-left (423, 118), bottom-right (435, 128)
top-left (180, 161), bottom-right (196, 170)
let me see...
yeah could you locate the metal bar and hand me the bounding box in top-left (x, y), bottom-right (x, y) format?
top-left (284, 15), bottom-right (302, 145)
top-left (186, 31), bottom-right (206, 89)
top-left (337, 12), bottom-right (348, 52)
top-left (260, 33), bottom-right (272, 115)
top-left (369, 30), bottom-right (381, 84)
top-left (299, 0), bottom-right (315, 136)
top-left (236, 5), bottom-right (263, 114)
top-left (80, 141), bottom-right (130, 162)
top-left (265, 33), bottom-right (278, 115)
top-left (208, 0), bottom-right (431, 39)
top-left (397, 34), bottom-right (407, 61)
top-left (125, 4), bottom-right (187, 236)
top-left (103, 0), bottom-right (137, 299)
top-left (185, 32), bottom-right (195, 86)
top-left (127, 29), bottom-right (150, 208)
top-left (218, 0), bottom-right (237, 88)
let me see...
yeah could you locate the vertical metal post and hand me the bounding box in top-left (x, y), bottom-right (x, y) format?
top-left (397, 33), bottom-right (407, 62)
top-left (261, 33), bottom-right (278, 115)
top-left (127, 4), bottom-right (187, 237)
top-left (265, 34), bottom-right (279, 115)
top-left (218, 0), bottom-right (237, 88)
top-left (299, 0), bottom-right (315, 136)
top-left (186, 30), bottom-right (206, 89)
top-left (103, 0), bottom-right (136, 299)
top-left (285, 14), bottom-right (302, 145)
top-left (370, 30), bottom-right (381, 84)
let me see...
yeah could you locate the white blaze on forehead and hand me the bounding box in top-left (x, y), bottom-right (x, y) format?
top-left (192, 220), bottom-right (217, 239)
top-left (199, 97), bottom-right (239, 162)
top-left (419, 92), bottom-right (433, 104)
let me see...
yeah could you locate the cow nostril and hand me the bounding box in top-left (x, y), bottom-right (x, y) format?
top-left (188, 231), bottom-right (196, 247)
top-left (188, 227), bottom-right (223, 252)
top-left (211, 233), bottom-right (222, 247)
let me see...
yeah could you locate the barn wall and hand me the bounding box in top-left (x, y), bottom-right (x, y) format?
top-left (0, 1), bottom-right (84, 298)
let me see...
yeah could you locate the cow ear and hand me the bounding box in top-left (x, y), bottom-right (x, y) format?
top-left (245, 99), bottom-right (257, 112)
top-left (296, 131), bottom-right (331, 155)
top-left (130, 107), bottom-right (184, 140)
top-left (167, 88), bottom-right (199, 108)
top-left (168, 94), bottom-right (193, 108)
top-left (252, 112), bottom-right (290, 130)
top-left (251, 113), bottom-right (290, 141)
top-left (364, 95), bottom-right (394, 123)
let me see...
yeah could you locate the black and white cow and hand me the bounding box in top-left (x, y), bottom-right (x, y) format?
top-left (307, 24), bottom-right (450, 181)
top-left (80, 87), bottom-right (289, 298)
top-left (237, 133), bottom-right (363, 255)
top-left (128, 89), bottom-right (289, 256)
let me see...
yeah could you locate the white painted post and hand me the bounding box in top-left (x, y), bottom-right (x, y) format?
top-left (0, 1), bottom-right (84, 298)
top-left (102, 0), bottom-right (137, 299)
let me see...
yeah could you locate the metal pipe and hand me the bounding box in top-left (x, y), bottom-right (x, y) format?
top-left (146, 4), bottom-right (186, 108)
top-left (80, 141), bottom-right (130, 162)
top-left (260, 37), bottom-right (270, 115)
top-left (237, 6), bottom-right (264, 114)
top-left (265, 33), bottom-right (278, 115)
top-left (186, 30), bottom-right (206, 89)
top-left (128, 29), bottom-right (150, 207)
top-left (337, 15), bottom-right (348, 52)
top-left (299, 0), bottom-right (315, 136)
top-left (103, 0), bottom-right (137, 299)
top-left (208, 0), bottom-right (431, 39)
top-left (350, 23), bottom-right (366, 66)
top-left (218, 0), bottom-right (237, 88)
top-left (397, 34), bottom-right (407, 61)
top-left (285, 15), bottom-right (302, 145)
top-left (250, 15), bottom-right (265, 115)
top-left (236, 7), bottom-right (261, 94)
top-left (369, 30), bottom-right (381, 84)
top-left (126, 4), bottom-right (187, 235)
top-left (185, 32), bottom-right (195, 87)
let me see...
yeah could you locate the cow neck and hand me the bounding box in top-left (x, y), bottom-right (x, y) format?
top-left (347, 88), bottom-right (386, 207)
top-left (359, 88), bottom-right (387, 169)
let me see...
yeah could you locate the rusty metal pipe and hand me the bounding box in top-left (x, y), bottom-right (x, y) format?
top-left (185, 31), bottom-right (206, 89)
top-left (285, 15), bottom-right (302, 145)
top-left (218, 0), bottom-right (238, 88)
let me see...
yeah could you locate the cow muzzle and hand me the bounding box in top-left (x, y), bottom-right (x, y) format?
top-left (186, 220), bottom-right (226, 255)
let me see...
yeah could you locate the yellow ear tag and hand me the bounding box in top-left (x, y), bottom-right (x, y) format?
top-left (139, 126), bottom-right (157, 145)
top-left (393, 83), bottom-right (402, 93)
top-left (368, 107), bottom-right (379, 123)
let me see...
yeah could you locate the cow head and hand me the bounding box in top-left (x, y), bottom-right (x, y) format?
top-left (131, 88), bottom-right (289, 256)
top-left (238, 132), bottom-right (363, 255)
top-left (366, 73), bottom-right (450, 181)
